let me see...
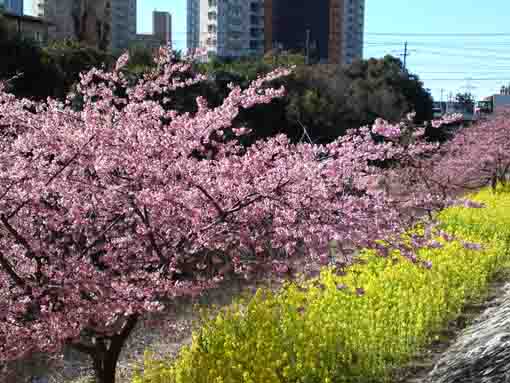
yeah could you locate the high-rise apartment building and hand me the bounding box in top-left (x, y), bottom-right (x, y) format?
top-left (265, 0), bottom-right (365, 65)
top-left (187, 0), bottom-right (265, 59)
top-left (33, 0), bottom-right (136, 52)
top-left (1, 0), bottom-right (24, 15)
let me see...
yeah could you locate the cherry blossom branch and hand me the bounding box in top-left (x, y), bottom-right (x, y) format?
top-left (0, 251), bottom-right (26, 289)
top-left (191, 182), bottom-right (225, 217)
top-left (0, 214), bottom-right (35, 258)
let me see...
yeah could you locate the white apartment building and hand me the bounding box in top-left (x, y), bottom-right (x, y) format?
top-left (32, 0), bottom-right (136, 52)
top-left (187, 0), bottom-right (265, 59)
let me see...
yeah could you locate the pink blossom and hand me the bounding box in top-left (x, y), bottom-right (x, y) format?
top-left (115, 52), bottom-right (130, 72)
top-left (0, 45), bottom-right (493, 380)
top-left (371, 118), bottom-right (402, 139)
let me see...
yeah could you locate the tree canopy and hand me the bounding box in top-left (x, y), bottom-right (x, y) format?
top-left (0, 49), bottom-right (457, 383)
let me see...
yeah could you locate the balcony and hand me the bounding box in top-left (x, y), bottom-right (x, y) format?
top-left (228, 22), bottom-right (243, 33)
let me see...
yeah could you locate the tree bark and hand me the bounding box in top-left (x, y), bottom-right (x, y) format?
top-left (73, 314), bottom-right (139, 383)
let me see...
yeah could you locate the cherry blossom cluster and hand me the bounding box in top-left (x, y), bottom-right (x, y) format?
top-left (0, 48), bottom-right (492, 381)
top-left (431, 113), bottom-right (464, 128)
top-left (371, 118), bottom-right (404, 139)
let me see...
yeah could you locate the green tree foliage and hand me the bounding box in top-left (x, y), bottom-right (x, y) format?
top-left (344, 56), bottom-right (433, 126)
top-left (43, 39), bottom-right (114, 98)
top-left (193, 54), bottom-right (433, 144)
top-left (0, 31), bottom-right (113, 100)
top-left (0, 12), bottom-right (7, 40)
top-left (455, 92), bottom-right (475, 111)
top-left (124, 44), bottom-right (157, 74)
top-left (0, 35), bottom-right (60, 99)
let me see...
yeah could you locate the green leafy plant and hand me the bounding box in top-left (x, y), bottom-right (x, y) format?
top-left (132, 187), bottom-right (510, 383)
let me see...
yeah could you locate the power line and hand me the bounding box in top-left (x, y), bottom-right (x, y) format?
top-left (365, 44), bottom-right (510, 55)
top-left (421, 78), bottom-right (510, 81)
top-left (366, 32), bottom-right (510, 37)
top-left (412, 50), bottom-right (510, 61)
top-left (417, 71), bottom-right (510, 74)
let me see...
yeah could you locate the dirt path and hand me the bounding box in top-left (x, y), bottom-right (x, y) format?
top-left (393, 268), bottom-right (510, 383)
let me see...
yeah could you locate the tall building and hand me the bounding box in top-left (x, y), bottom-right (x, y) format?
top-left (153, 10), bottom-right (171, 48)
top-left (32, 0), bottom-right (136, 52)
top-left (1, 0), bottom-right (23, 15)
top-left (187, 0), bottom-right (265, 59)
top-left (265, 0), bottom-right (365, 65)
top-left (134, 10), bottom-right (171, 51)
top-left (110, 0), bottom-right (136, 52)
top-left (265, 0), bottom-right (329, 62)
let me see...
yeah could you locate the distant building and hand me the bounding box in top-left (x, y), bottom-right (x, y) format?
top-left (2, 11), bottom-right (53, 43)
top-left (187, 0), bottom-right (265, 59)
top-left (32, 0), bottom-right (136, 52)
top-left (110, 0), bottom-right (137, 52)
top-left (0, 0), bottom-right (23, 16)
top-left (133, 33), bottom-right (162, 51)
top-left (153, 10), bottom-right (171, 48)
top-left (264, 0), bottom-right (365, 65)
top-left (134, 10), bottom-right (171, 51)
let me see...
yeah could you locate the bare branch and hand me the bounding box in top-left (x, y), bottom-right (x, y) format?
top-left (191, 182), bottom-right (225, 217)
top-left (79, 213), bottom-right (127, 257)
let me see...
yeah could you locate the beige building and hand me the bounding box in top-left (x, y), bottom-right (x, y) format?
top-left (32, 0), bottom-right (136, 52)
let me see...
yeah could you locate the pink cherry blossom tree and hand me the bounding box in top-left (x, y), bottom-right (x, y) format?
top-left (0, 49), bottom-right (464, 383)
top-left (390, 109), bottom-right (510, 219)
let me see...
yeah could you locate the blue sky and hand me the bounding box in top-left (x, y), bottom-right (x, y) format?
top-left (27, 0), bottom-right (510, 101)
top-left (364, 0), bottom-right (510, 101)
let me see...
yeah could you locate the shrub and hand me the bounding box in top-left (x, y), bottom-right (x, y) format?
top-left (132, 188), bottom-right (510, 383)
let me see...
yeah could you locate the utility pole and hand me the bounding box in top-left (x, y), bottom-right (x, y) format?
top-left (394, 41), bottom-right (412, 71)
top-left (440, 88), bottom-right (445, 113)
top-left (403, 41), bottom-right (408, 70)
top-left (305, 29), bottom-right (311, 65)
top-left (461, 78), bottom-right (477, 97)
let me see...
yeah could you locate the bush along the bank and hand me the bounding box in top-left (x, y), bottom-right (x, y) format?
top-left (132, 187), bottom-right (510, 383)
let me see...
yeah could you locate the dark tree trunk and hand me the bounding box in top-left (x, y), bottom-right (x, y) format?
top-left (73, 314), bottom-right (139, 383)
top-left (92, 339), bottom-right (122, 383)
top-left (491, 174), bottom-right (497, 191)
